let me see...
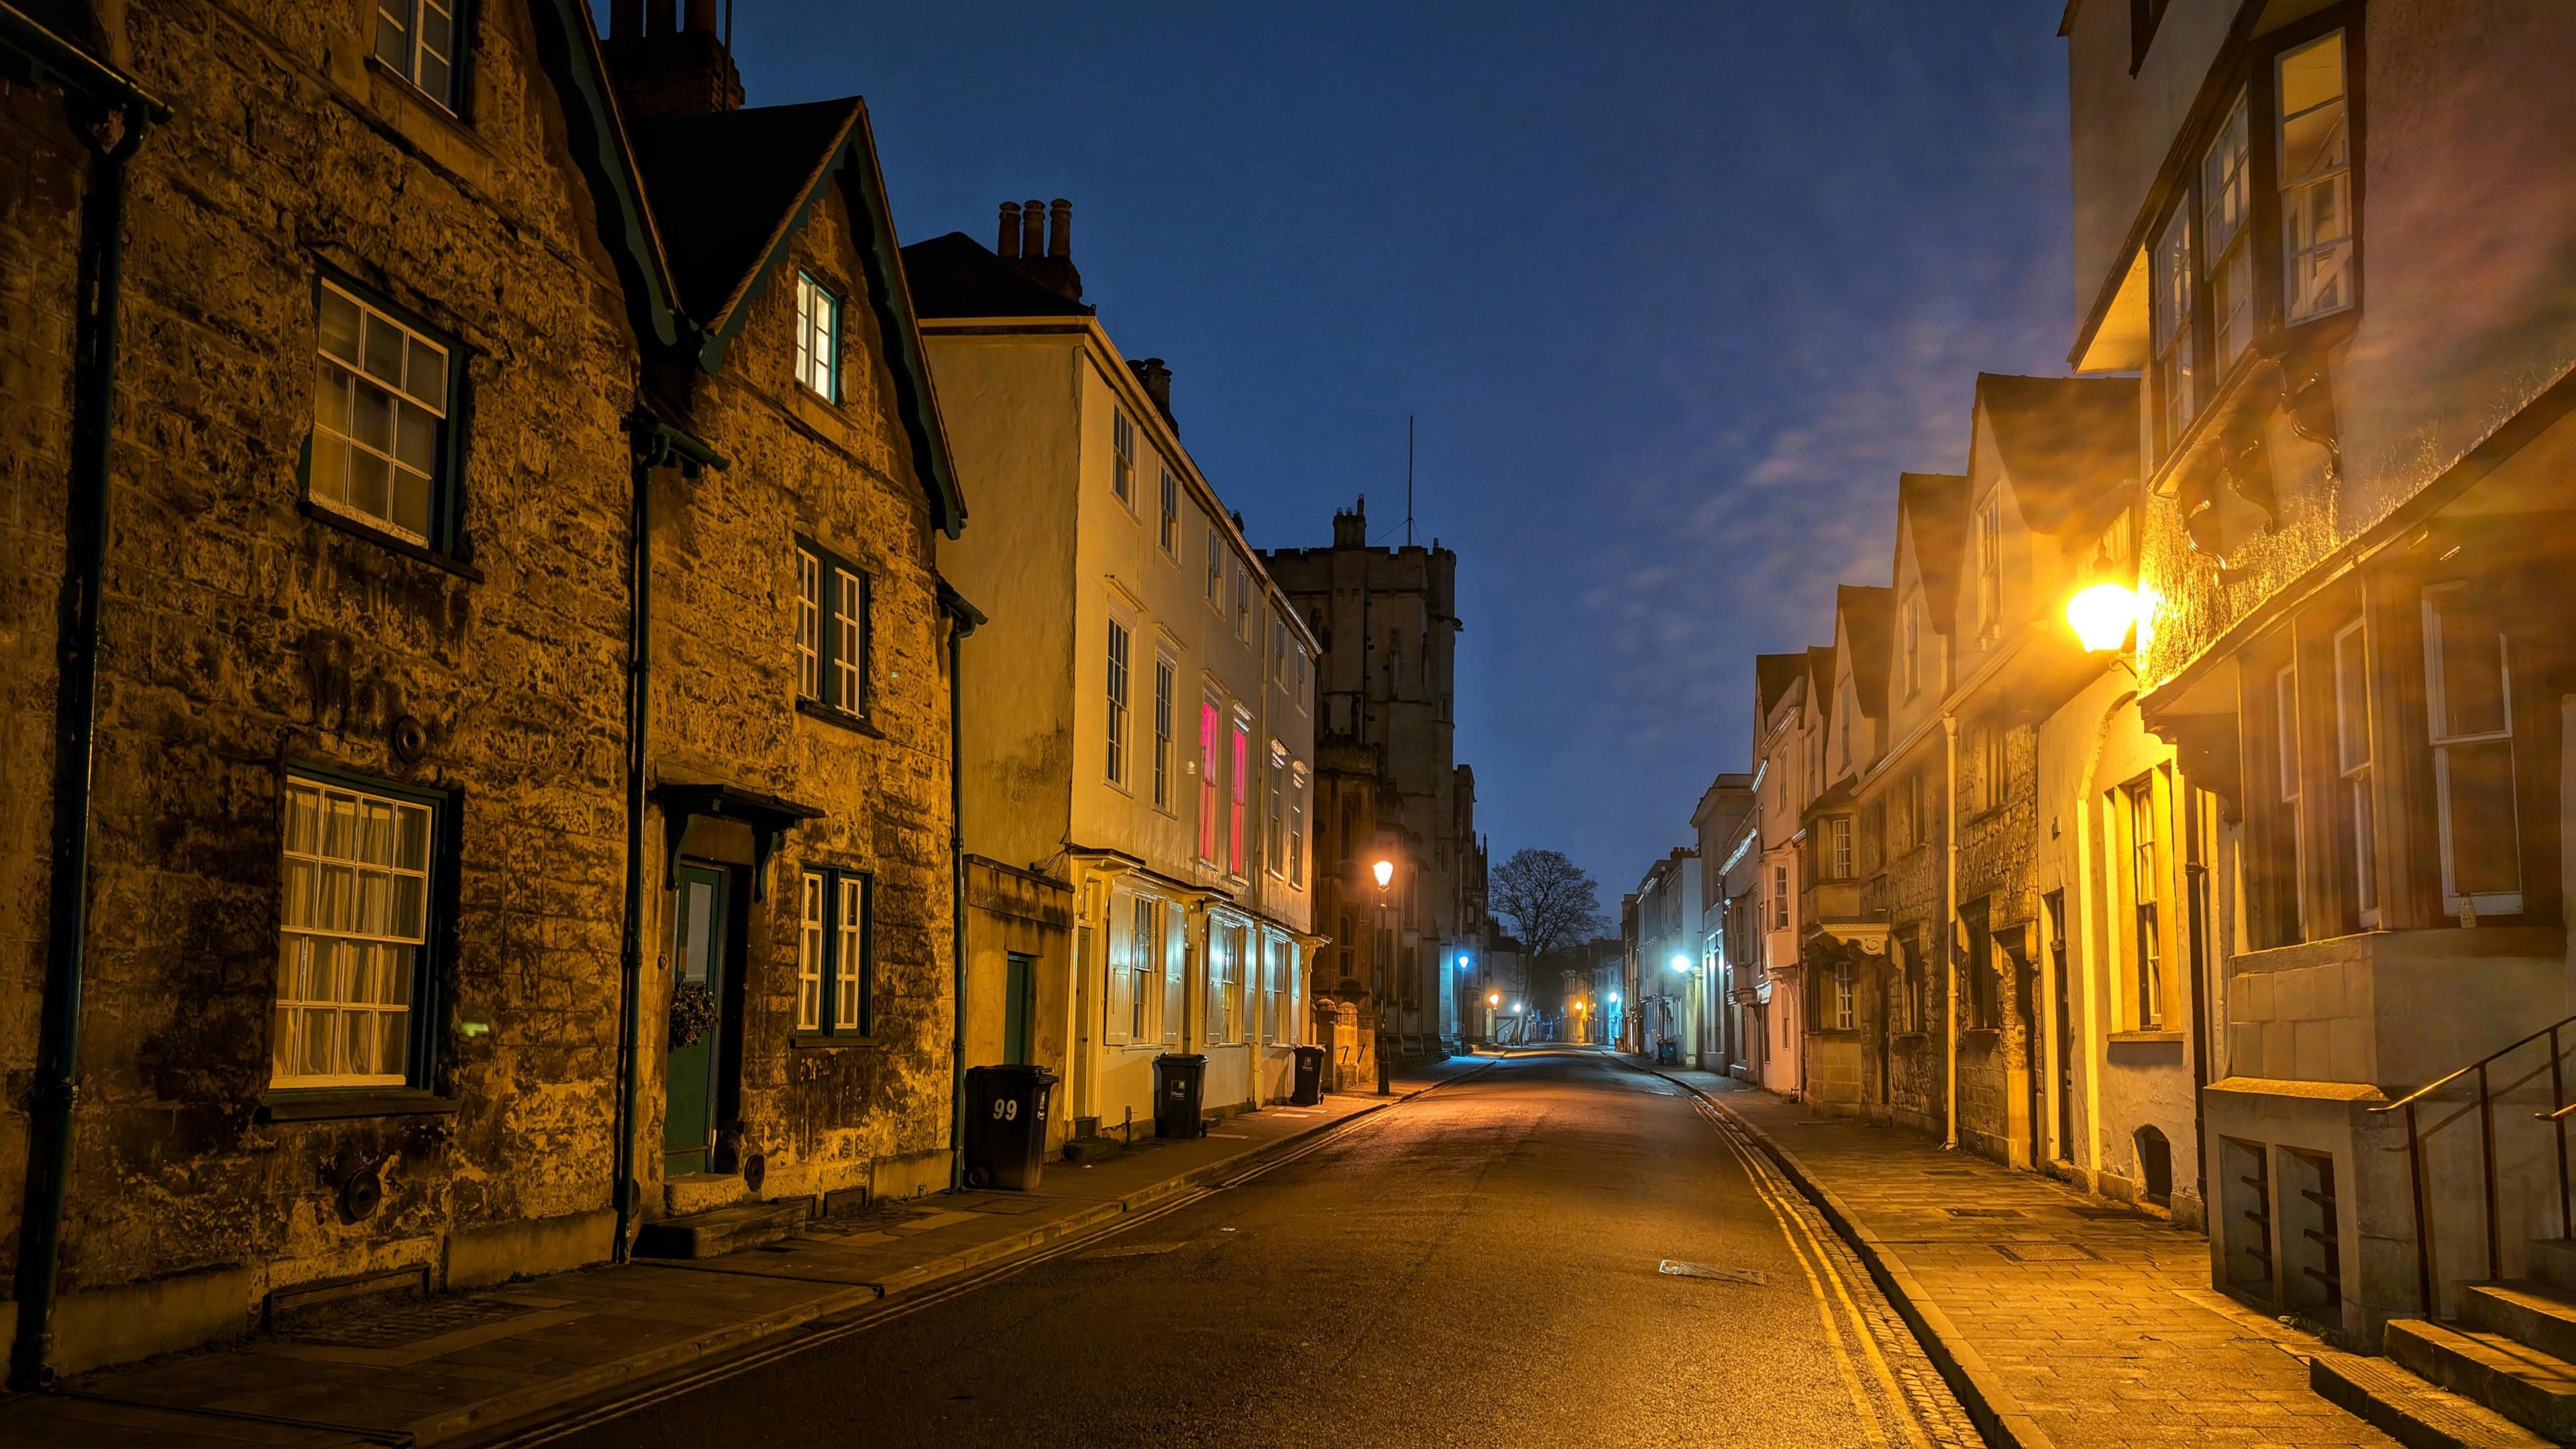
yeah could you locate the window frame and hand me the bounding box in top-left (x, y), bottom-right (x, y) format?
top-left (307, 274), bottom-right (468, 559)
top-left (1288, 762), bottom-right (1308, 888)
top-left (1110, 407), bottom-right (1136, 511)
top-left (2332, 616), bottom-right (2379, 929)
top-left (270, 765), bottom-right (455, 1094)
top-left (1151, 653), bottom-right (1176, 813)
top-left (1974, 492), bottom-right (2003, 639)
top-left (1105, 614), bottom-right (1132, 791)
top-left (797, 865), bottom-right (875, 1038)
top-left (2123, 775), bottom-right (2165, 1030)
top-left (372, 0), bottom-right (469, 113)
top-left (793, 271), bottom-right (842, 403)
top-left (2421, 583), bottom-right (2523, 919)
top-left (1157, 463), bottom-right (1179, 555)
top-left (794, 537), bottom-right (871, 724)
top-left (1197, 694), bottom-right (1224, 865)
top-left (1205, 528), bottom-right (1225, 612)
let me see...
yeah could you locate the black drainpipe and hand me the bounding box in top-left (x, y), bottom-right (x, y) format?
top-left (8, 39), bottom-right (168, 1387)
top-left (940, 583), bottom-right (983, 1191)
top-left (611, 412), bottom-right (725, 1260)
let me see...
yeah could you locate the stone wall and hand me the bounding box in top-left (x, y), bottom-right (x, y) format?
top-left (0, 0), bottom-right (645, 1363)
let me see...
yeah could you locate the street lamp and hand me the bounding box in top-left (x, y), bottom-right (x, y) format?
top-left (2065, 580), bottom-right (2140, 654)
top-left (1668, 954), bottom-right (1690, 973)
top-left (1371, 857), bottom-right (1395, 1095)
top-left (1488, 991), bottom-right (1501, 1007)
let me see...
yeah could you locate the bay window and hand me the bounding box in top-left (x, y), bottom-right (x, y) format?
top-left (2201, 94), bottom-right (2255, 380)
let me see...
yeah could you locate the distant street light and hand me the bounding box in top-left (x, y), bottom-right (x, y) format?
top-left (1609, 991), bottom-right (1620, 1004)
top-left (1489, 991), bottom-right (1501, 1007)
top-left (1668, 954), bottom-right (1689, 973)
top-left (1458, 953), bottom-right (1470, 968)
top-left (1372, 858), bottom-right (1395, 889)
top-left (2065, 581), bottom-right (2141, 654)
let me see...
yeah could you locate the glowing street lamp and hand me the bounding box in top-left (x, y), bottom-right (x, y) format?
top-left (1489, 992), bottom-right (1501, 1007)
top-left (1372, 858), bottom-right (1395, 890)
top-left (1457, 953), bottom-right (1471, 969)
top-left (1609, 991), bottom-right (1620, 1004)
top-left (1668, 953), bottom-right (1690, 974)
top-left (2065, 581), bottom-right (2141, 654)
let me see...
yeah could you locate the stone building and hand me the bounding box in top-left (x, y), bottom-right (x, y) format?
top-left (1750, 651), bottom-right (1816, 1094)
top-left (1629, 849), bottom-right (1702, 1066)
top-left (0, 0), bottom-right (969, 1381)
top-left (2066, 0), bottom-right (2576, 1381)
top-left (1688, 773), bottom-right (1755, 1075)
top-left (908, 207), bottom-right (1318, 1137)
top-left (1263, 500), bottom-right (1483, 1066)
top-left (1801, 588), bottom-right (1890, 1116)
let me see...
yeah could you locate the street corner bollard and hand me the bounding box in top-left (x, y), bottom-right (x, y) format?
top-left (1153, 1052), bottom-right (1208, 1140)
top-left (1291, 1044), bottom-right (1327, 1106)
top-left (963, 1063), bottom-right (1058, 1191)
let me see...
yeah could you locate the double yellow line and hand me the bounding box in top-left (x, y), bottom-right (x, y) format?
top-left (1689, 1094), bottom-right (1939, 1449)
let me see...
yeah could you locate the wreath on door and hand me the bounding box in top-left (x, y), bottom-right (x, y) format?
top-left (668, 980), bottom-right (719, 1049)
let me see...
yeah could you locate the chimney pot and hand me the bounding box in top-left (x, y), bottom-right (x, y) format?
top-left (998, 201), bottom-right (1022, 258)
top-left (1127, 358), bottom-right (1175, 433)
top-left (645, 0), bottom-right (676, 36)
top-left (605, 0), bottom-right (743, 117)
top-left (1047, 199), bottom-right (1072, 259)
top-left (1020, 199), bottom-right (1044, 262)
top-left (683, 0), bottom-right (717, 33)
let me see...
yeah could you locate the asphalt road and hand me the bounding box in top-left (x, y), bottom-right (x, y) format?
top-left (535, 1053), bottom-right (1981, 1448)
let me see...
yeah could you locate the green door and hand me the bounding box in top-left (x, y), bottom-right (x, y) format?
top-left (664, 863), bottom-right (729, 1174)
top-left (1004, 952), bottom-right (1036, 1066)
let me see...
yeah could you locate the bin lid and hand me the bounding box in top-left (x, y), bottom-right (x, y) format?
top-left (965, 1063), bottom-right (1060, 1083)
top-left (1153, 1053), bottom-right (1209, 1067)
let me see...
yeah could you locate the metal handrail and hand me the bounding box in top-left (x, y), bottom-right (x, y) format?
top-left (2369, 1013), bottom-right (2576, 1317)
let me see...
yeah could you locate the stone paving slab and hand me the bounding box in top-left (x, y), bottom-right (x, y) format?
top-left (1643, 1062), bottom-right (2402, 1449)
top-left (0, 1061), bottom-right (1485, 1449)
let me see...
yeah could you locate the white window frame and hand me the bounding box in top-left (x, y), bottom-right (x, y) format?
top-left (1111, 407), bottom-right (1136, 508)
top-left (2422, 584), bottom-right (2522, 918)
top-left (1830, 817), bottom-right (1853, 880)
top-left (794, 272), bottom-right (839, 401)
top-left (1265, 741), bottom-right (1287, 878)
top-left (311, 280), bottom-right (451, 547)
top-left (797, 867), bottom-right (871, 1036)
top-left (1158, 464), bottom-right (1179, 555)
top-left (2332, 618), bottom-right (2378, 928)
top-left (1770, 864), bottom-right (1789, 932)
top-left (2275, 660), bottom-right (2307, 939)
top-left (1152, 654), bottom-right (1175, 812)
top-left (273, 776), bottom-right (435, 1087)
top-left (1288, 762), bottom-right (1308, 888)
top-left (1105, 616), bottom-right (1132, 789)
top-left (2277, 31), bottom-right (2354, 325)
top-left (2126, 776), bottom-right (2164, 1029)
top-left (795, 543), bottom-right (867, 718)
top-left (373, 0), bottom-right (460, 109)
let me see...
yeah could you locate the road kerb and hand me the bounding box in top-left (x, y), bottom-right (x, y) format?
top-left (1627, 1059), bottom-right (2058, 1449)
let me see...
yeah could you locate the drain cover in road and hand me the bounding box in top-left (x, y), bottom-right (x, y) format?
top-left (1657, 1259), bottom-right (1767, 1285)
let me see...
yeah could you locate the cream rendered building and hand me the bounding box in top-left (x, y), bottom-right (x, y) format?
top-left (910, 206), bottom-right (1317, 1144)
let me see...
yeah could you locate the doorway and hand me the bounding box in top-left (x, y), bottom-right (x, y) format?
top-left (664, 861), bottom-right (735, 1176)
top-left (1003, 951), bottom-right (1037, 1066)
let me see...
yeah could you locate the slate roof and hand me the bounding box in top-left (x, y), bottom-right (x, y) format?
top-left (1837, 584), bottom-right (1894, 719)
top-left (902, 231), bottom-right (1095, 320)
top-left (1974, 374), bottom-right (2141, 536)
top-left (1895, 472), bottom-right (1969, 635)
top-left (625, 99), bottom-right (865, 333)
top-left (1756, 652), bottom-right (1807, 722)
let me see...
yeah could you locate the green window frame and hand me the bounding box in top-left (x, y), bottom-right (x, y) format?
top-left (798, 866), bottom-right (873, 1037)
top-left (794, 271), bottom-right (841, 402)
top-left (794, 537), bottom-right (870, 722)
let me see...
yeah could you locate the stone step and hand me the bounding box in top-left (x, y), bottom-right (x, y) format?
top-left (634, 1197), bottom-right (814, 1259)
top-left (2386, 1318), bottom-right (2576, 1442)
top-left (2466, 1281), bottom-right (2576, 1364)
top-left (2530, 1240), bottom-right (2576, 1295)
top-left (2312, 1350), bottom-right (2555, 1449)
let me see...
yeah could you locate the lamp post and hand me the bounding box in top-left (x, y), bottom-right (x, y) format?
top-left (1373, 857), bottom-right (1395, 1095)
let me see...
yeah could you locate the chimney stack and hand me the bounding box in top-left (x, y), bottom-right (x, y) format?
top-left (1333, 498), bottom-right (1369, 549)
top-left (996, 196), bottom-right (1083, 304)
top-left (602, 0), bottom-right (743, 119)
top-left (1126, 358), bottom-right (1175, 433)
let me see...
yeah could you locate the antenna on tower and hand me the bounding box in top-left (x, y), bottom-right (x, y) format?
top-left (1405, 415), bottom-right (1415, 548)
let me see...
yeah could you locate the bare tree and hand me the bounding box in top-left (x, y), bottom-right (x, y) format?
top-left (1490, 849), bottom-right (1608, 961)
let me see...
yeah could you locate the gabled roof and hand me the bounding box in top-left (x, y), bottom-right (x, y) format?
top-left (519, 10), bottom-right (967, 538)
top-left (1894, 472), bottom-right (1969, 635)
top-left (1756, 652), bottom-right (1807, 720)
top-left (1974, 374), bottom-right (2141, 536)
top-left (1805, 647), bottom-right (1837, 723)
top-left (902, 231), bottom-right (1095, 319)
top-left (1837, 584), bottom-right (1894, 719)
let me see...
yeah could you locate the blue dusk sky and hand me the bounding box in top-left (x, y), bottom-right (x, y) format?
top-left (688, 2), bottom-right (2075, 899)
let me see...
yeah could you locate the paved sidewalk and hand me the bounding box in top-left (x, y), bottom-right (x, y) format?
top-left (1638, 1061), bottom-right (2400, 1449)
top-left (0, 1061), bottom-right (1484, 1449)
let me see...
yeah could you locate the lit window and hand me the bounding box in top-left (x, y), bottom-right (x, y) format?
top-left (2278, 32), bottom-right (2353, 324)
top-left (794, 543), bottom-right (868, 718)
top-left (1830, 817), bottom-right (1853, 879)
top-left (1229, 717), bottom-right (1250, 875)
top-left (273, 777), bottom-right (435, 1087)
top-left (1198, 696), bottom-right (1222, 864)
top-left (1770, 864), bottom-right (1788, 931)
top-left (793, 272), bottom-right (839, 400)
top-left (311, 280), bottom-right (453, 547)
top-left (797, 868), bottom-right (872, 1035)
top-left (374, 0), bottom-right (459, 109)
